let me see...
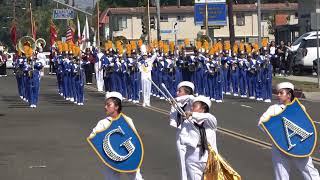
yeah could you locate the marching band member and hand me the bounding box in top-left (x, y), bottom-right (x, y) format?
top-left (170, 81), bottom-right (195, 180)
top-left (258, 82), bottom-right (320, 180)
top-left (36, 43), bottom-right (46, 77)
top-left (89, 91), bottom-right (144, 180)
top-left (205, 46), bottom-right (216, 101)
top-left (139, 44), bottom-right (157, 107)
top-left (182, 96), bottom-right (218, 180)
top-left (221, 42), bottom-right (231, 95)
top-left (261, 39), bottom-right (273, 103)
top-left (214, 51), bottom-right (223, 103)
top-left (230, 44), bottom-right (239, 97)
top-left (254, 46), bottom-right (264, 101)
top-left (30, 57), bottom-right (44, 108)
top-left (95, 48), bottom-right (105, 92)
top-left (246, 44), bottom-right (257, 100)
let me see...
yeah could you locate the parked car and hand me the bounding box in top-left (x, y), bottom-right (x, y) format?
top-left (293, 36), bottom-right (320, 74)
top-left (291, 31), bottom-right (320, 52)
top-left (5, 53), bottom-right (14, 69)
top-left (314, 59), bottom-right (319, 75)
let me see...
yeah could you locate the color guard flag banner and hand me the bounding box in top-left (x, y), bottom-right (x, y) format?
top-left (50, 21), bottom-right (58, 47)
top-left (260, 98), bottom-right (317, 158)
top-left (87, 113), bottom-right (144, 172)
top-left (10, 22), bottom-right (17, 46)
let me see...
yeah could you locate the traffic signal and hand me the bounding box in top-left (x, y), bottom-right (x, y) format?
top-left (150, 16), bottom-right (156, 29)
top-left (141, 20), bottom-right (147, 35)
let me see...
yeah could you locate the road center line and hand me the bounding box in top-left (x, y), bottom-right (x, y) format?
top-left (240, 104), bottom-right (253, 109)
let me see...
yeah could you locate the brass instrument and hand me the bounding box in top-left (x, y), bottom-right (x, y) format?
top-left (18, 36), bottom-right (36, 58)
top-left (36, 38), bottom-right (46, 49)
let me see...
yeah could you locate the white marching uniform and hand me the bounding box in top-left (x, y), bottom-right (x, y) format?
top-left (180, 112), bottom-right (218, 180)
top-left (139, 54), bottom-right (157, 106)
top-left (95, 52), bottom-right (105, 92)
top-left (36, 52), bottom-right (47, 76)
top-left (259, 104), bottom-right (320, 180)
top-left (89, 115), bottom-right (144, 180)
top-left (169, 95), bottom-right (194, 180)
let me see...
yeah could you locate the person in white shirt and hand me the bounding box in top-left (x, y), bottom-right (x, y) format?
top-left (182, 96), bottom-right (218, 180)
top-left (89, 91), bottom-right (144, 180)
top-left (95, 49), bottom-right (105, 92)
top-left (36, 47), bottom-right (47, 77)
top-left (139, 50), bottom-right (157, 107)
top-left (169, 81), bottom-right (195, 180)
top-left (259, 82), bottom-right (320, 180)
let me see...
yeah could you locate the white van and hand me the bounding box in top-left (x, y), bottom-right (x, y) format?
top-left (294, 36), bottom-right (320, 73)
top-left (291, 31), bottom-right (320, 52)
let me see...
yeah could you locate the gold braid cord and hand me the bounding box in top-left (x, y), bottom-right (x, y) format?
top-left (204, 146), bottom-right (241, 180)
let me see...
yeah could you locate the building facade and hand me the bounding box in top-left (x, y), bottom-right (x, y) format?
top-left (100, 3), bottom-right (298, 44)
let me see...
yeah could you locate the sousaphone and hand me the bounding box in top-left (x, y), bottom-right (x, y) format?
top-left (18, 36), bottom-right (36, 57)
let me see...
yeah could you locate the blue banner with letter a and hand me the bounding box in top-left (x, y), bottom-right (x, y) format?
top-left (261, 98), bottom-right (317, 158)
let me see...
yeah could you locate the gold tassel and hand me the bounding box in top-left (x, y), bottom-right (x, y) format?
top-left (204, 145), bottom-right (241, 180)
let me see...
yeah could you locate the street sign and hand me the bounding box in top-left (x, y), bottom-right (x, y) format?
top-left (53, 9), bottom-right (75, 20)
top-left (160, 30), bottom-right (172, 34)
top-left (195, 0), bottom-right (226, 3)
top-left (194, 3), bottom-right (227, 26)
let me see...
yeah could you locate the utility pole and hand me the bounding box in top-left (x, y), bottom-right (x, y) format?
top-left (156, 0), bottom-right (161, 41)
top-left (316, 1), bottom-right (320, 88)
top-left (227, 0), bottom-right (235, 48)
top-left (30, 2), bottom-right (33, 38)
top-left (13, 0), bottom-right (16, 22)
top-left (147, 0), bottom-right (151, 44)
top-left (205, 0), bottom-right (209, 36)
top-left (97, 0), bottom-right (100, 48)
top-left (257, 0), bottom-right (262, 47)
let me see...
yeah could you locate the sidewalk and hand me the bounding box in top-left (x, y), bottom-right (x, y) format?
top-left (277, 75), bottom-right (320, 84)
top-left (274, 75), bottom-right (320, 101)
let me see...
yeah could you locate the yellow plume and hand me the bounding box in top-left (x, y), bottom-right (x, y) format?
top-left (239, 42), bottom-right (245, 52)
top-left (138, 39), bottom-right (143, 47)
top-left (169, 41), bottom-right (175, 52)
top-left (203, 41), bottom-right (209, 50)
top-left (253, 43), bottom-right (259, 52)
top-left (163, 44), bottom-right (169, 54)
top-left (196, 41), bottom-right (202, 50)
top-left (217, 41), bottom-right (223, 52)
top-left (62, 43), bottom-right (68, 52)
top-left (159, 40), bottom-right (164, 50)
top-left (262, 38), bottom-right (268, 47)
top-left (209, 46), bottom-right (215, 55)
top-left (224, 41), bottom-right (231, 51)
top-left (233, 43), bottom-right (238, 54)
top-left (131, 41), bottom-right (137, 51)
top-left (184, 39), bottom-right (190, 47)
top-left (245, 44), bottom-right (252, 53)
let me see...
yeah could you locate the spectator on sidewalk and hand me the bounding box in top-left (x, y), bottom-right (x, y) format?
top-left (277, 41), bottom-right (286, 76)
top-left (285, 42), bottom-right (294, 76)
top-left (269, 41), bottom-right (278, 76)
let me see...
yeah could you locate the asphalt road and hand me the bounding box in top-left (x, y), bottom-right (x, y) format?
top-left (0, 73), bottom-right (319, 180)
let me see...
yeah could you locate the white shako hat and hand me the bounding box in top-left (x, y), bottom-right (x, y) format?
top-left (177, 81), bottom-right (195, 92)
top-left (276, 82), bottom-right (294, 91)
top-left (193, 95), bottom-right (211, 109)
top-left (105, 91), bottom-right (123, 102)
